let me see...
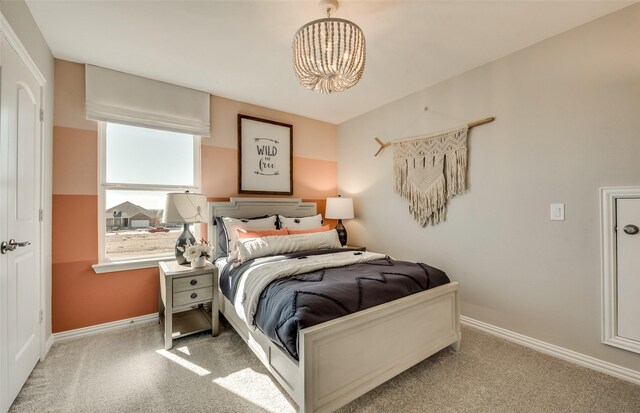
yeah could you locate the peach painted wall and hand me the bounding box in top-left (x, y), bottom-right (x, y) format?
top-left (53, 59), bottom-right (337, 333)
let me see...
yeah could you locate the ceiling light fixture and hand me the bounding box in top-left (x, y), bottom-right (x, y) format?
top-left (292, 0), bottom-right (366, 94)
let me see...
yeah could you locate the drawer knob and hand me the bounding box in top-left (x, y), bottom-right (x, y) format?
top-left (190, 293), bottom-right (198, 299)
top-left (190, 279), bottom-right (198, 286)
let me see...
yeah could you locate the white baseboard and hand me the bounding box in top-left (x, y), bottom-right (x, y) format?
top-left (52, 313), bottom-right (158, 343)
top-left (44, 312), bottom-right (640, 387)
top-left (44, 334), bottom-right (54, 357)
top-left (461, 315), bottom-right (640, 386)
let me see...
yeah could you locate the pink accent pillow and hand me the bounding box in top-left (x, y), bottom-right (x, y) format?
top-left (287, 225), bottom-right (331, 235)
top-left (237, 228), bottom-right (288, 239)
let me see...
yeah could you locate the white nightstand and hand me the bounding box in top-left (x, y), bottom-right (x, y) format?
top-left (158, 260), bottom-right (219, 350)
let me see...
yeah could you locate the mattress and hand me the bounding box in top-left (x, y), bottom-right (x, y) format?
top-left (218, 249), bottom-right (450, 360)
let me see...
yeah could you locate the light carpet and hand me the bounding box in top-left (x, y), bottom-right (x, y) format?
top-left (9, 321), bottom-right (640, 413)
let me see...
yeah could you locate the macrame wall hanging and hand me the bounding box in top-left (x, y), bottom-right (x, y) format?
top-left (374, 116), bottom-right (495, 227)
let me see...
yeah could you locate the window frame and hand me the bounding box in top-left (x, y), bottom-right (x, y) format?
top-left (93, 122), bottom-right (201, 274)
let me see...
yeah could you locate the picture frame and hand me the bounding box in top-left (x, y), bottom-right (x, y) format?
top-left (238, 114), bottom-right (293, 195)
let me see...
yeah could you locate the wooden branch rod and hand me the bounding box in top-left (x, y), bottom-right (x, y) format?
top-left (373, 116), bottom-right (495, 157)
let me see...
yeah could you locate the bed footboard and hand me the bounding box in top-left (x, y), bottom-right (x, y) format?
top-left (298, 282), bottom-right (460, 413)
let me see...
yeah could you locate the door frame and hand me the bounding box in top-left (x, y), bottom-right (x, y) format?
top-left (0, 12), bottom-right (49, 412)
top-left (600, 186), bottom-right (640, 354)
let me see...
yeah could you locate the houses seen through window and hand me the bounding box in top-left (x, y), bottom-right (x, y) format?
top-left (102, 123), bottom-right (198, 261)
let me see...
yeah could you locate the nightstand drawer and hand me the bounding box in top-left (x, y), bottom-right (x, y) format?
top-left (173, 274), bottom-right (213, 293)
top-left (173, 287), bottom-right (213, 307)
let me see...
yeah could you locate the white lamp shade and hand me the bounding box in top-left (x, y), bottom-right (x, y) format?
top-left (325, 197), bottom-right (354, 220)
top-left (162, 192), bottom-right (208, 224)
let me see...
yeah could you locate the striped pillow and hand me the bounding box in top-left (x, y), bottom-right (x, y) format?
top-left (237, 231), bottom-right (342, 263)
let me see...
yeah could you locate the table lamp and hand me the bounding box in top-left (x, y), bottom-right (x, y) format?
top-left (162, 191), bottom-right (208, 265)
top-left (325, 196), bottom-right (354, 246)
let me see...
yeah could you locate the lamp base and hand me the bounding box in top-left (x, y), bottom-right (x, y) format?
top-left (175, 224), bottom-right (196, 265)
top-left (335, 219), bottom-right (347, 246)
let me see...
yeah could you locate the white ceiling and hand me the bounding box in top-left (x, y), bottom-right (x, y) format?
top-left (26, 0), bottom-right (633, 124)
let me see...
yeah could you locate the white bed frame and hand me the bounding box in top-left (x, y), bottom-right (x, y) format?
top-left (208, 198), bottom-right (461, 413)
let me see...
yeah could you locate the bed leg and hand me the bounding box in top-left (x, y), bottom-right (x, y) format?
top-left (450, 340), bottom-right (461, 352)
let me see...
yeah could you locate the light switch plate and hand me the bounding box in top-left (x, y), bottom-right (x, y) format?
top-left (550, 203), bottom-right (565, 221)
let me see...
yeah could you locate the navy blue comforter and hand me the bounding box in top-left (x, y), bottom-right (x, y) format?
top-left (219, 250), bottom-right (450, 360)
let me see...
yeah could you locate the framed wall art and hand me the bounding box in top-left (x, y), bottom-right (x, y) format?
top-left (238, 114), bottom-right (293, 195)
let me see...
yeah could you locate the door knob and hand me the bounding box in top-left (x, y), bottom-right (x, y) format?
top-left (1, 240), bottom-right (30, 254)
top-left (623, 225), bottom-right (639, 235)
top-left (1, 241), bottom-right (15, 254)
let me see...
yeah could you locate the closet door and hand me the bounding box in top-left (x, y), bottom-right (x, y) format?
top-left (616, 198), bottom-right (640, 342)
top-left (0, 36), bottom-right (42, 412)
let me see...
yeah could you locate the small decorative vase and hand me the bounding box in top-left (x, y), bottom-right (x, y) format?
top-left (190, 256), bottom-right (206, 268)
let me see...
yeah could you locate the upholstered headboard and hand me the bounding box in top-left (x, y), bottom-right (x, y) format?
top-left (207, 198), bottom-right (317, 257)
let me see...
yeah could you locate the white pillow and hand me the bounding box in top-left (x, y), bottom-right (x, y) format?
top-left (222, 215), bottom-right (277, 254)
top-left (236, 230), bottom-right (341, 262)
top-left (278, 213), bottom-right (323, 230)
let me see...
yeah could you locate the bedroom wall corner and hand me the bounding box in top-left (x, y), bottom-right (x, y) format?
top-left (337, 3), bottom-right (640, 372)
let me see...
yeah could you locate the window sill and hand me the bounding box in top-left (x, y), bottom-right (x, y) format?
top-left (92, 256), bottom-right (173, 274)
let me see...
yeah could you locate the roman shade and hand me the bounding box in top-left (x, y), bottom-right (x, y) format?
top-left (85, 65), bottom-right (210, 136)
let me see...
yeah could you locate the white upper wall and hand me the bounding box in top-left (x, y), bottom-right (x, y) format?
top-left (1, 0), bottom-right (52, 82)
top-left (338, 3), bottom-right (640, 371)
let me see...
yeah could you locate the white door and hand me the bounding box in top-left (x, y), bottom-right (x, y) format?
top-left (0, 36), bottom-right (42, 411)
top-left (617, 198), bottom-right (640, 342)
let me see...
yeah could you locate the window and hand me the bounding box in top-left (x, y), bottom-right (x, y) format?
top-left (96, 123), bottom-right (200, 270)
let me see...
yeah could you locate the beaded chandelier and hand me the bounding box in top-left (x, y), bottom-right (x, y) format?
top-left (292, 0), bottom-right (366, 94)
